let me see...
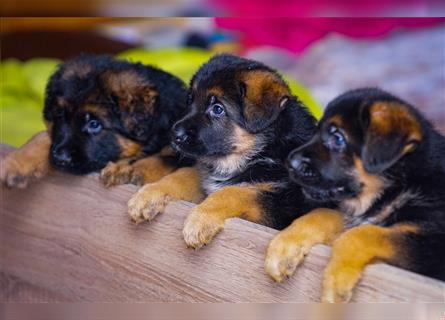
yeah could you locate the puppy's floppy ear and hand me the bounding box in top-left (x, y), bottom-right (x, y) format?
top-left (240, 70), bottom-right (291, 133)
top-left (361, 101), bottom-right (422, 173)
top-left (102, 69), bottom-right (158, 140)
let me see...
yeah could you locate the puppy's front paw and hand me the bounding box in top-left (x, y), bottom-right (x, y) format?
top-left (100, 161), bottom-right (134, 187)
top-left (1, 155), bottom-right (46, 188)
top-left (264, 233), bottom-right (307, 283)
top-left (127, 183), bottom-right (172, 223)
top-left (321, 264), bottom-right (359, 303)
top-left (182, 208), bottom-right (224, 249)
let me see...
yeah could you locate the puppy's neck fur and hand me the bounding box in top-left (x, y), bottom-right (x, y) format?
top-left (201, 134), bottom-right (266, 177)
top-left (199, 128), bottom-right (266, 194)
top-left (340, 158), bottom-right (389, 217)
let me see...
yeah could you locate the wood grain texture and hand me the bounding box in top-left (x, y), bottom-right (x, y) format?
top-left (0, 145), bottom-right (444, 302)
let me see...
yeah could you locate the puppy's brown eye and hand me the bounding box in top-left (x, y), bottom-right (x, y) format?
top-left (210, 103), bottom-right (225, 117)
top-left (84, 119), bottom-right (102, 135)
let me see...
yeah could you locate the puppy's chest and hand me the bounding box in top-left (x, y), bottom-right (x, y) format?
top-left (202, 174), bottom-right (234, 194)
top-left (343, 189), bottom-right (419, 228)
top-left (199, 157), bottom-right (281, 195)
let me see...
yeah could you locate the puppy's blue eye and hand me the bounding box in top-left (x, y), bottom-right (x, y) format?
top-left (86, 119), bottom-right (102, 134)
top-left (210, 103), bottom-right (225, 117)
top-left (331, 131), bottom-right (345, 148)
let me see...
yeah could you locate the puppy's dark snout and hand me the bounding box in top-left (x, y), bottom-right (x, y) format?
top-left (287, 151), bottom-right (317, 179)
top-left (52, 146), bottom-right (72, 165)
top-left (173, 127), bottom-right (188, 143)
top-left (172, 123), bottom-right (194, 144)
top-left (289, 153), bottom-right (309, 169)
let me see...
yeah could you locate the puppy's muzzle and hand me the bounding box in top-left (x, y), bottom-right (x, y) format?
top-left (171, 122), bottom-right (196, 147)
top-left (173, 126), bottom-right (189, 144)
top-left (287, 150), bottom-right (319, 182)
top-left (51, 145), bottom-right (73, 167)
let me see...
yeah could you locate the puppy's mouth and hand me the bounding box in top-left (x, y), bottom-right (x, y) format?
top-left (170, 140), bottom-right (200, 159)
top-left (52, 160), bottom-right (103, 175)
top-left (50, 151), bottom-right (107, 175)
top-left (301, 184), bottom-right (349, 202)
top-left (170, 140), bottom-right (182, 153)
top-left (171, 139), bottom-right (231, 159)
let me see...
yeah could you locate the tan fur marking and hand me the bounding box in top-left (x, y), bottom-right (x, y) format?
top-left (240, 70), bottom-right (290, 123)
top-left (82, 104), bottom-right (108, 117)
top-left (56, 97), bottom-right (69, 108)
top-left (104, 70), bottom-right (157, 114)
top-left (265, 209), bottom-right (344, 282)
top-left (341, 157), bottom-right (387, 217)
top-left (105, 70), bottom-right (143, 93)
top-left (403, 143), bottom-right (417, 154)
top-left (392, 223), bottom-right (419, 233)
top-left (44, 121), bottom-right (53, 134)
top-left (252, 182), bottom-right (278, 192)
top-left (241, 70), bottom-right (290, 103)
top-left (61, 61), bottom-right (92, 80)
top-left (1, 131), bottom-right (51, 188)
top-left (128, 167), bottom-right (204, 223)
top-left (232, 125), bottom-right (257, 154)
top-left (183, 183), bottom-right (272, 248)
top-left (116, 136), bottom-right (143, 158)
top-left (365, 191), bottom-right (418, 225)
top-left (81, 104), bottom-right (110, 126)
top-left (328, 115), bottom-right (344, 127)
top-left (203, 124), bottom-right (263, 177)
top-left (370, 102), bottom-right (422, 143)
top-left (207, 87), bottom-right (224, 97)
top-left (321, 223), bottom-right (418, 302)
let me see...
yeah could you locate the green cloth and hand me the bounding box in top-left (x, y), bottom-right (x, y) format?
top-left (1, 48), bottom-right (322, 147)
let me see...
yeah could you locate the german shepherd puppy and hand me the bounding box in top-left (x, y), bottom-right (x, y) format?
top-left (1, 55), bottom-right (191, 188)
top-left (127, 54), bottom-right (318, 248)
top-left (265, 88), bottom-right (445, 302)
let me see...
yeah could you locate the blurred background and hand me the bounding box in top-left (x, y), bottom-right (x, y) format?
top-left (2, 0), bottom-right (445, 16)
top-left (1, 17), bottom-right (444, 146)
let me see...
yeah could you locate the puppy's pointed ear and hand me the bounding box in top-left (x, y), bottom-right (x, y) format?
top-left (240, 70), bottom-right (291, 133)
top-left (362, 101), bottom-right (422, 173)
top-left (103, 69), bottom-right (158, 140)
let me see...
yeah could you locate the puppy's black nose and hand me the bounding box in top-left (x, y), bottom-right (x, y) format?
top-left (287, 151), bottom-right (316, 178)
top-left (52, 147), bottom-right (72, 165)
top-left (288, 152), bottom-right (307, 169)
top-left (172, 125), bottom-right (189, 144)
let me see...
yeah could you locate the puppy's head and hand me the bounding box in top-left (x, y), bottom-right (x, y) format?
top-left (44, 55), bottom-right (186, 174)
top-left (287, 88), bottom-right (423, 206)
top-left (171, 54), bottom-right (291, 164)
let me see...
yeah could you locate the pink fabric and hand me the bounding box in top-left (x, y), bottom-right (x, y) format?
top-left (211, 1), bottom-right (444, 16)
top-left (215, 18), bottom-right (445, 53)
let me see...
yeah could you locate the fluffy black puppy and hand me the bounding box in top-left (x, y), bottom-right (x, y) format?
top-left (266, 88), bottom-right (445, 302)
top-left (1, 55), bottom-right (191, 188)
top-left (127, 54), bottom-right (318, 244)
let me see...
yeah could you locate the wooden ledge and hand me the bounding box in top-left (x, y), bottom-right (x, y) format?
top-left (1, 145), bottom-right (444, 302)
